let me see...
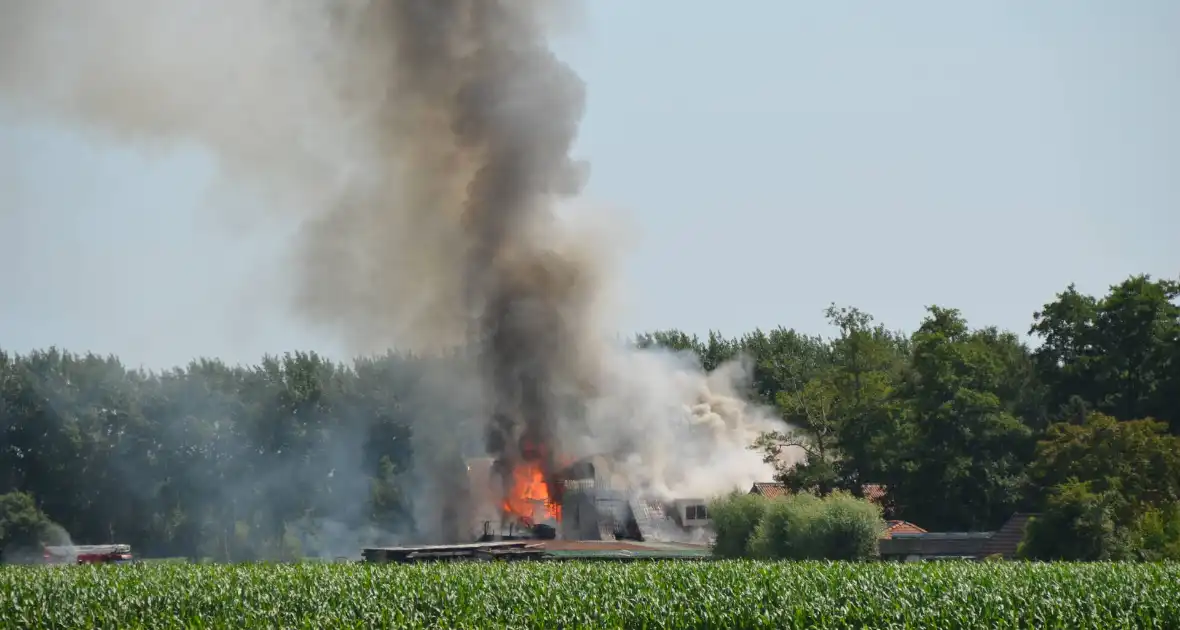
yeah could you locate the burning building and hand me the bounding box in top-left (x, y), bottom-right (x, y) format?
top-left (361, 453), bottom-right (719, 563)
top-left (467, 454), bottom-right (713, 546)
top-left (467, 456), bottom-right (563, 539)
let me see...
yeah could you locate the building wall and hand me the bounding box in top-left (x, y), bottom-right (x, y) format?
top-left (559, 455), bottom-right (641, 541)
top-left (560, 490), bottom-right (601, 540)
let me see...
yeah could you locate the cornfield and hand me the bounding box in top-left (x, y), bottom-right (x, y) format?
top-left (2, 561), bottom-right (1177, 629)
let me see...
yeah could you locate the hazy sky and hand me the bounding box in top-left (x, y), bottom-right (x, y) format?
top-left (1, 1), bottom-right (1177, 369)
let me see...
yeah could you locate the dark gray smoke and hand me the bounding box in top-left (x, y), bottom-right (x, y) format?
top-left (0, 0), bottom-right (788, 542)
top-left (290, 1), bottom-right (598, 515)
top-left (373, 1), bottom-right (592, 509)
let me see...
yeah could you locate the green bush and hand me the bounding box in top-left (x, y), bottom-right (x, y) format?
top-left (1018, 480), bottom-right (1131, 561)
top-left (0, 492), bottom-right (65, 563)
top-left (808, 491), bottom-right (884, 560)
top-left (1130, 502), bottom-right (1180, 561)
top-left (745, 491), bottom-right (883, 561)
top-left (707, 491), bottom-right (770, 558)
top-left (748, 492), bottom-right (822, 559)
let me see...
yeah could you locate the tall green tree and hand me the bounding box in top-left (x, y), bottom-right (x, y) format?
top-left (1018, 412), bottom-right (1180, 561)
top-left (0, 491), bottom-right (66, 561)
top-left (1018, 480), bottom-right (1130, 561)
top-left (821, 305), bottom-right (909, 495)
top-left (1027, 413), bottom-right (1180, 520)
top-left (1032, 275), bottom-right (1180, 432)
top-left (884, 307), bottom-right (1035, 531)
top-left (755, 306), bottom-right (908, 499)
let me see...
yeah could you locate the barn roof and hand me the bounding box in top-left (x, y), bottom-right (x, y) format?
top-left (877, 513), bottom-right (1038, 559)
top-left (748, 482), bottom-right (789, 498)
top-left (879, 532), bottom-right (993, 558)
top-left (881, 520), bottom-right (927, 538)
top-left (979, 512), bottom-right (1035, 559)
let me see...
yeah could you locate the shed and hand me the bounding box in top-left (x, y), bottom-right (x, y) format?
top-left (877, 513), bottom-right (1037, 562)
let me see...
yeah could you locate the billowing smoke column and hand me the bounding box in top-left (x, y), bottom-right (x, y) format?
top-left (375, 1), bottom-right (592, 514)
top-left (0, 0), bottom-right (793, 538)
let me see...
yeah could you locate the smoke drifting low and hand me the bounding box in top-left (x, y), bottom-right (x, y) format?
top-left (0, 0), bottom-right (789, 534)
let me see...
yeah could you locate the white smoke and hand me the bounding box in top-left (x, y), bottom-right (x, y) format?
top-left (574, 346), bottom-right (792, 501)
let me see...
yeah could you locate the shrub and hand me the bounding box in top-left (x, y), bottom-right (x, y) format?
top-left (707, 491), bottom-right (769, 558)
top-left (0, 492), bottom-right (64, 563)
top-left (748, 492), bottom-right (822, 559)
top-left (1018, 480), bottom-right (1131, 561)
top-left (808, 490), bottom-right (884, 561)
top-left (747, 491), bottom-right (883, 561)
top-left (1130, 502), bottom-right (1180, 561)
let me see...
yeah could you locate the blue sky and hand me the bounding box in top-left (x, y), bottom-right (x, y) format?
top-left (1, 1), bottom-right (1177, 368)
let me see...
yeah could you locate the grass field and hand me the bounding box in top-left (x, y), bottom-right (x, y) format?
top-left (2, 560), bottom-right (1177, 629)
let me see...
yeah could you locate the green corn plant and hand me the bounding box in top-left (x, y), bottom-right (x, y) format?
top-left (0, 560), bottom-right (1176, 629)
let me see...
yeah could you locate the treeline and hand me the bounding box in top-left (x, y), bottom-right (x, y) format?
top-left (2, 274), bottom-right (1178, 561)
top-left (0, 350), bottom-right (487, 560)
top-left (648, 274), bottom-right (1180, 560)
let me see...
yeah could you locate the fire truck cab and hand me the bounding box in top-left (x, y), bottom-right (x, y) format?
top-left (43, 544), bottom-right (134, 565)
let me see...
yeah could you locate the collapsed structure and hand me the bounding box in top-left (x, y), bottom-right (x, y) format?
top-left (363, 454), bottom-right (715, 563)
top-left (470, 454), bottom-right (713, 545)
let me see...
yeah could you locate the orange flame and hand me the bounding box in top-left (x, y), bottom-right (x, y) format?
top-left (502, 461), bottom-right (561, 525)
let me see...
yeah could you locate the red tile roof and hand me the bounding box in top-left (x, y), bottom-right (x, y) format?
top-left (862, 483), bottom-right (887, 503)
top-left (749, 482), bottom-right (789, 499)
top-left (881, 520), bottom-right (927, 539)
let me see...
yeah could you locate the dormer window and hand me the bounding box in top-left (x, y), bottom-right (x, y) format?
top-left (685, 504), bottom-right (708, 521)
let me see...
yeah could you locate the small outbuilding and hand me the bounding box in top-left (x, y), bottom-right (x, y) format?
top-left (878, 513), bottom-right (1035, 562)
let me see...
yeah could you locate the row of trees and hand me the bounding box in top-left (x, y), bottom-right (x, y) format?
top-left (0, 349), bottom-right (485, 560)
top-left (1, 274), bottom-right (1177, 560)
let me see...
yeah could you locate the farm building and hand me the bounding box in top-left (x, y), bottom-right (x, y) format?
top-left (467, 454), bottom-right (713, 546)
top-left (877, 513), bottom-right (1034, 561)
top-left (563, 456), bottom-right (713, 545)
top-left (363, 455), bottom-right (715, 563)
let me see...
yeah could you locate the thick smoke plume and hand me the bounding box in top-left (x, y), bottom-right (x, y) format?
top-left (0, 0), bottom-right (791, 538)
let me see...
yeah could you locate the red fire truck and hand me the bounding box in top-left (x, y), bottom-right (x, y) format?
top-left (43, 544), bottom-right (134, 565)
